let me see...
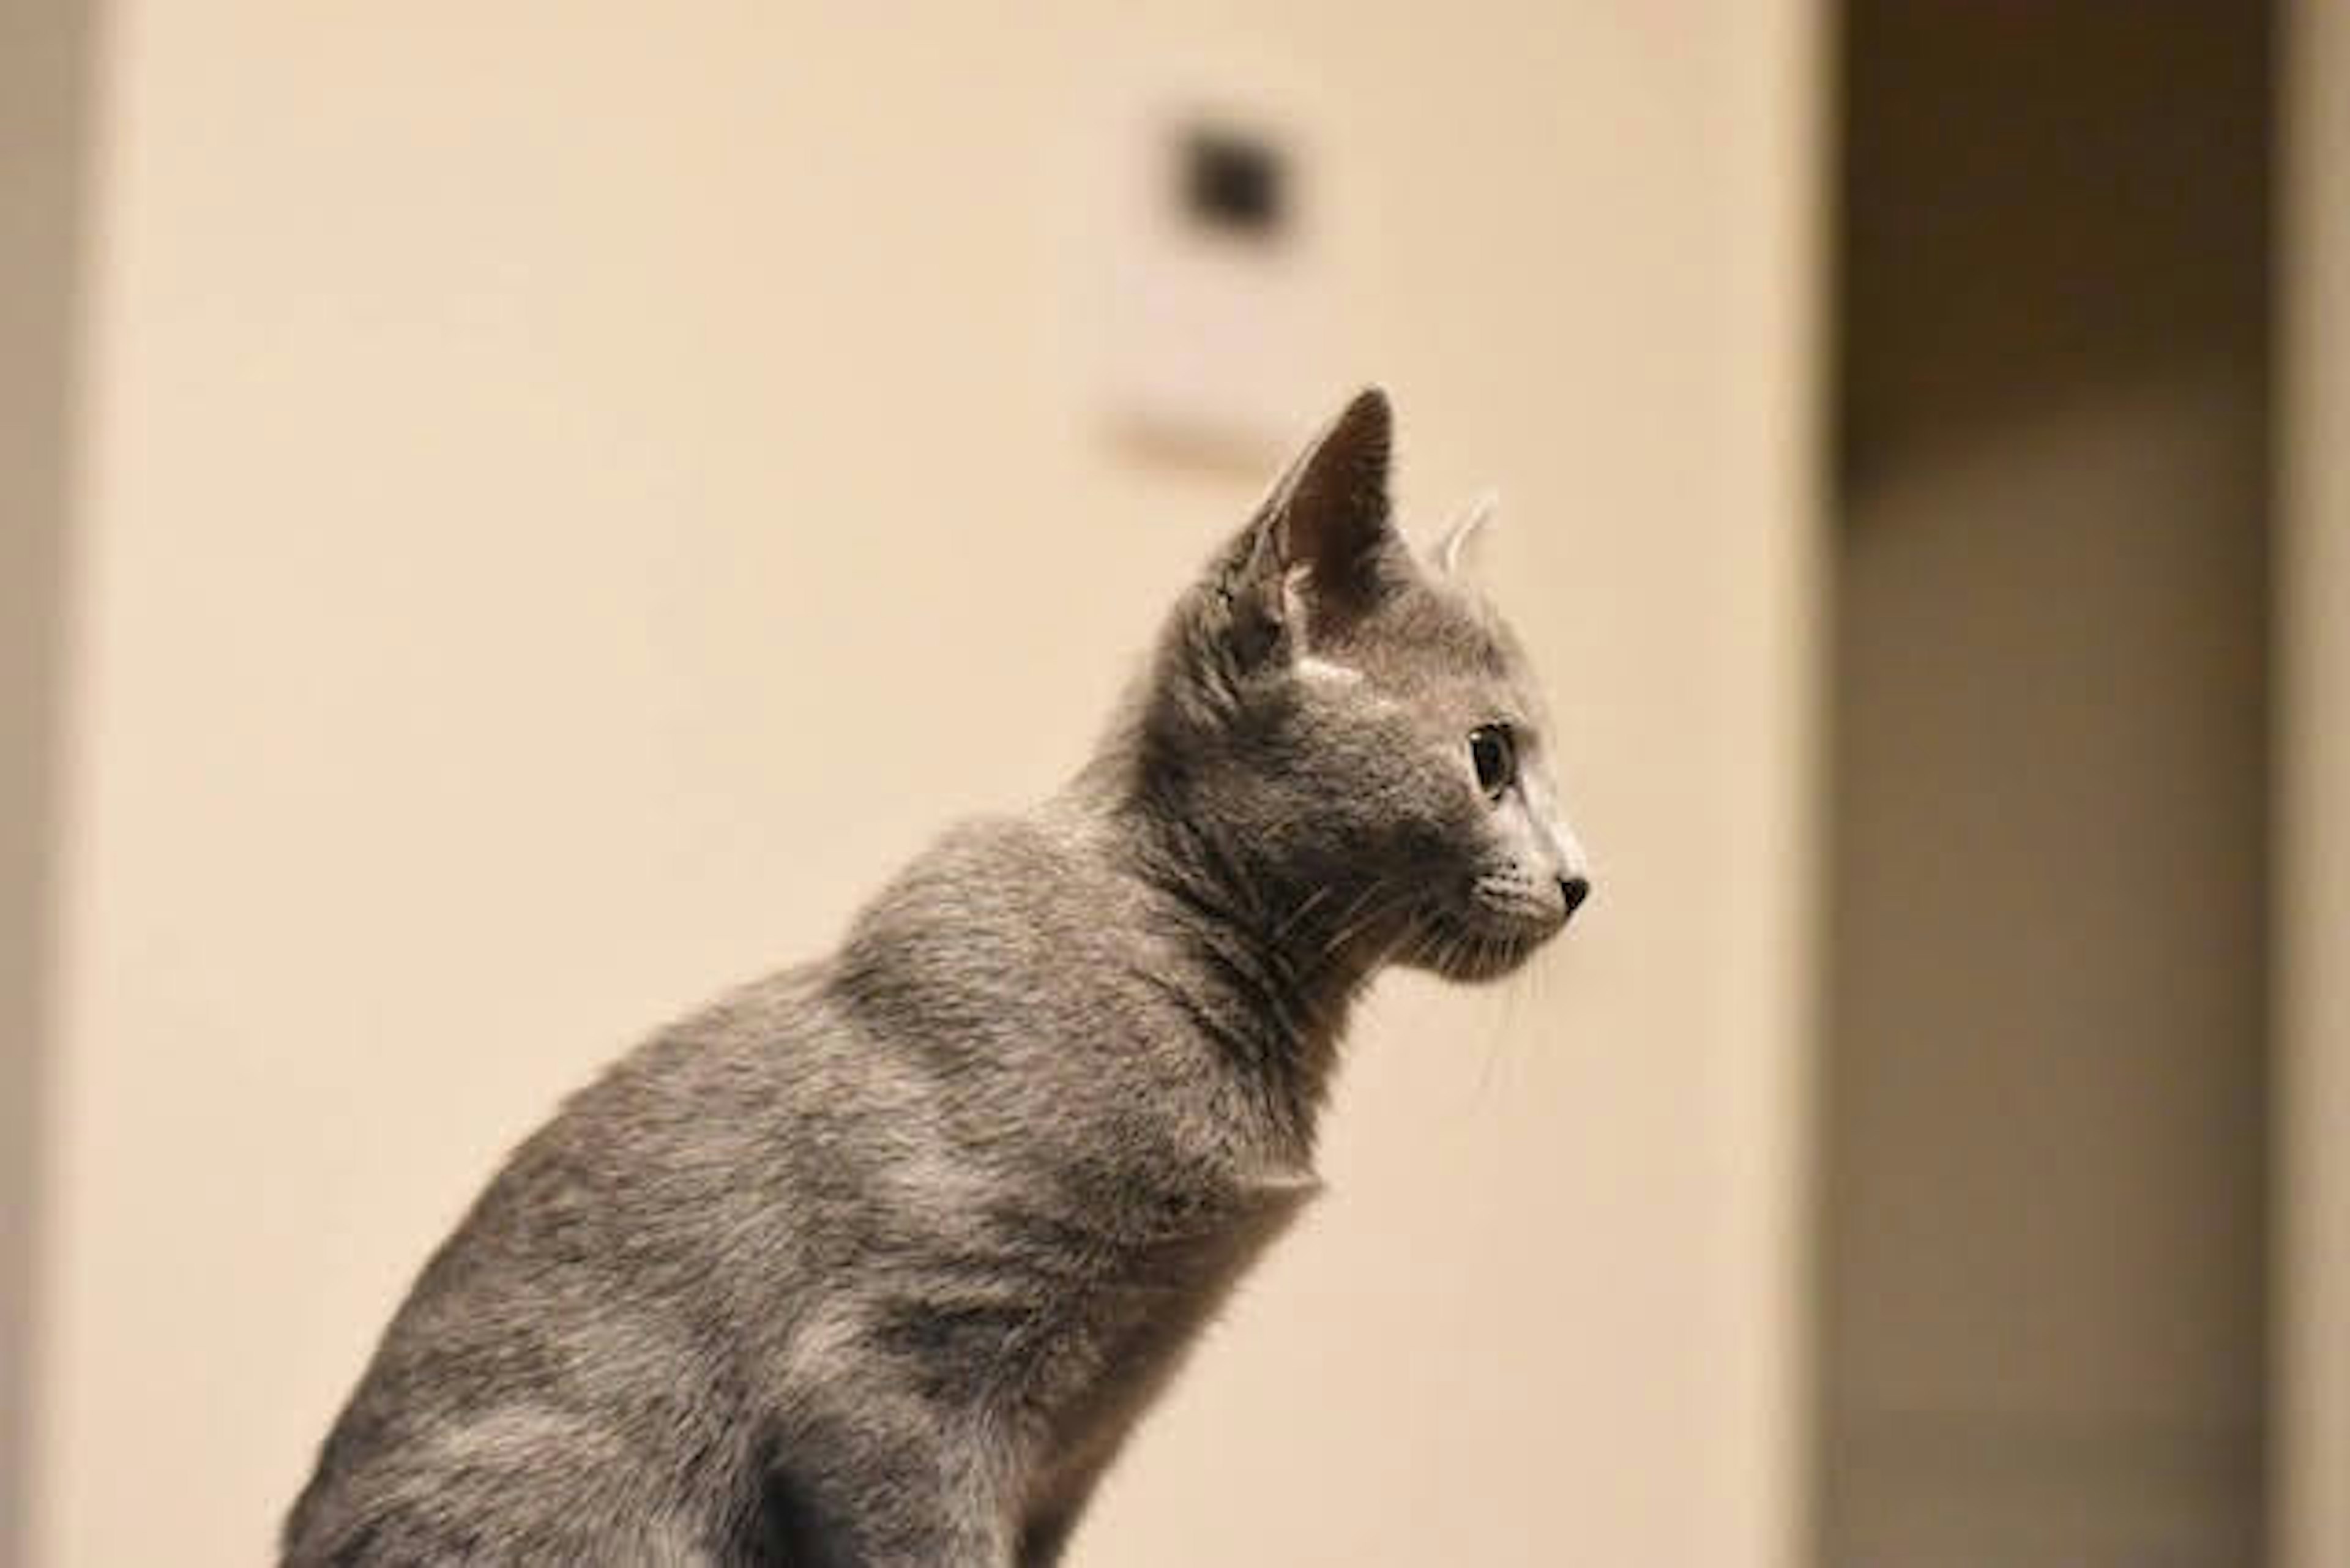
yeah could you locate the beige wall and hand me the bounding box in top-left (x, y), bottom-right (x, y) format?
top-left (2281, 2), bottom-right (2350, 1562)
top-left (29, 4), bottom-right (1821, 1564)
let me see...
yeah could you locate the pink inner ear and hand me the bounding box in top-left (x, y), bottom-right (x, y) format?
top-left (1274, 388), bottom-right (1393, 584)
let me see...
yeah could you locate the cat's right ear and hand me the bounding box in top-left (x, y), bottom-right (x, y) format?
top-left (1435, 490), bottom-right (1499, 578)
top-left (1227, 388), bottom-right (1398, 658)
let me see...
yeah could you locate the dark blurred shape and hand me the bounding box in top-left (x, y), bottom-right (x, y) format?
top-left (1819, 2), bottom-right (2272, 1565)
top-left (1838, 3), bottom-right (2272, 488)
top-left (1179, 125), bottom-right (1288, 242)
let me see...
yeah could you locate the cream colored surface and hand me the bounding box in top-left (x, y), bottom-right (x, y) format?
top-left (33, 4), bottom-right (1820, 1564)
top-left (2281, 2), bottom-right (2350, 1562)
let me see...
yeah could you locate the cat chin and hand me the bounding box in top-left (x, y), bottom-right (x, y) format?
top-left (1397, 914), bottom-right (1552, 985)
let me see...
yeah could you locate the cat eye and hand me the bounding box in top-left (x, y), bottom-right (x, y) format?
top-left (1468, 724), bottom-right (1516, 799)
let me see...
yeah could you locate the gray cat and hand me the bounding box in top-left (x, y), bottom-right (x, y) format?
top-left (282, 389), bottom-right (1589, 1567)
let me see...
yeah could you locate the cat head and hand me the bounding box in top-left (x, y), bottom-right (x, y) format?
top-left (1138, 388), bottom-right (1588, 984)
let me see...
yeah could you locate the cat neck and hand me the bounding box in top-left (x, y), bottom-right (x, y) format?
top-left (1061, 751), bottom-right (1400, 1152)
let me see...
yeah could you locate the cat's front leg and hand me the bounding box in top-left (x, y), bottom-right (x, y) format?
top-left (1015, 1505), bottom-right (1083, 1568)
top-left (763, 1400), bottom-right (1020, 1568)
top-left (1013, 1434), bottom-right (1124, 1568)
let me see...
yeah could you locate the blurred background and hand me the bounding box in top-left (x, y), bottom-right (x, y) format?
top-left (2, 2), bottom-right (2343, 1564)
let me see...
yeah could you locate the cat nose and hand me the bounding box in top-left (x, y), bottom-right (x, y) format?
top-left (1559, 876), bottom-right (1591, 920)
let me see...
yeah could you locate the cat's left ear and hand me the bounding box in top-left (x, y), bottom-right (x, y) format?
top-left (1244, 387), bottom-right (1399, 645)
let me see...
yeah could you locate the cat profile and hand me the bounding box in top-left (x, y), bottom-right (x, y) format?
top-left (282, 387), bottom-right (1589, 1566)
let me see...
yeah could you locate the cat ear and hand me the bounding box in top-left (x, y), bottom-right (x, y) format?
top-left (1245, 387), bottom-right (1397, 643)
top-left (1434, 490), bottom-right (1499, 578)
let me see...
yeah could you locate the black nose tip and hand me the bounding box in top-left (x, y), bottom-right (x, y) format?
top-left (1560, 876), bottom-right (1591, 919)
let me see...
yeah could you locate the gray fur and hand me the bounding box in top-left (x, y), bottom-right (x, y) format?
top-left (282, 389), bottom-right (1589, 1566)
